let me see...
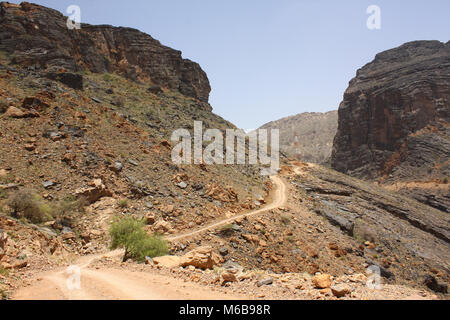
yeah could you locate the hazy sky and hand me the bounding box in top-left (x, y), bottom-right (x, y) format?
top-left (10, 0), bottom-right (450, 129)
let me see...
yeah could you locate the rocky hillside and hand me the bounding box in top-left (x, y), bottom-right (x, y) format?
top-left (259, 111), bottom-right (338, 164)
top-left (0, 2), bottom-right (270, 298)
top-left (331, 40), bottom-right (450, 211)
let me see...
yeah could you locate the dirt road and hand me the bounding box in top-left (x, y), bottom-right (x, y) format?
top-left (13, 266), bottom-right (245, 300)
top-left (12, 175), bottom-right (287, 300)
top-left (167, 175), bottom-right (287, 242)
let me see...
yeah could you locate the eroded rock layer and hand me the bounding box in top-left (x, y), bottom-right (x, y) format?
top-left (0, 2), bottom-right (211, 102)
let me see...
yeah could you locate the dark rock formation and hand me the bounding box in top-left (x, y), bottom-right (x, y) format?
top-left (0, 2), bottom-right (210, 101)
top-left (292, 164), bottom-right (450, 287)
top-left (332, 41), bottom-right (449, 180)
top-left (46, 72), bottom-right (83, 90)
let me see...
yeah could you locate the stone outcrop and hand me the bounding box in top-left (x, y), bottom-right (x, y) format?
top-left (259, 111), bottom-right (338, 164)
top-left (180, 246), bottom-right (223, 270)
top-left (332, 41), bottom-right (450, 181)
top-left (0, 2), bottom-right (211, 102)
top-left (152, 246), bottom-right (223, 270)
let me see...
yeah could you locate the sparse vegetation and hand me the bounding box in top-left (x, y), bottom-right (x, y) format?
top-left (0, 265), bottom-right (8, 276)
top-left (117, 199), bottom-right (129, 209)
top-left (55, 196), bottom-right (86, 216)
top-left (7, 190), bottom-right (85, 224)
top-left (280, 215), bottom-right (291, 225)
top-left (220, 224), bottom-right (233, 232)
top-left (8, 189), bottom-right (54, 223)
top-left (109, 217), bottom-right (169, 262)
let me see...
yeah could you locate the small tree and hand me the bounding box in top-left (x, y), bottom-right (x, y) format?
top-left (109, 217), bottom-right (168, 262)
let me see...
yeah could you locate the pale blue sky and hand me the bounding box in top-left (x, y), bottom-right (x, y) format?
top-left (10, 1), bottom-right (450, 129)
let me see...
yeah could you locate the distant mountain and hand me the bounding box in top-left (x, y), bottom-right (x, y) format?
top-left (258, 111), bottom-right (338, 164)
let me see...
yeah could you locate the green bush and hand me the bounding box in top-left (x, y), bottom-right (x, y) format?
top-left (109, 217), bottom-right (168, 262)
top-left (8, 189), bottom-right (54, 223)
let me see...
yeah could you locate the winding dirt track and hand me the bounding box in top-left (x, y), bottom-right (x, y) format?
top-left (167, 175), bottom-right (287, 241)
top-left (12, 175), bottom-right (288, 300)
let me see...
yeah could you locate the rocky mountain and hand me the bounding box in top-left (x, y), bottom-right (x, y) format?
top-left (331, 40), bottom-right (450, 211)
top-left (258, 111), bottom-right (338, 164)
top-left (0, 2), bottom-right (210, 102)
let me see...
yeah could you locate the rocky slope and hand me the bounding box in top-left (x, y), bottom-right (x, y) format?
top-left (331, 40), bottom-right (450, 212)
top-left (0, 2), bottom-right (210, 102)
top-left (0, 2), bottom-right (269, 298)
top-left (259, 111), bottom-right (338, 164)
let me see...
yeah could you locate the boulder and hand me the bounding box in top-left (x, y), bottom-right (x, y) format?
top-left (180, 246), bottom-right (223, 270)
top-left (153, 256), bottom-right (182, 269)
top-left (3, 106), bottom-right (39, 118)
top-left (153, 220), bottom-right (172, 234)
top-left (46, 72), bottom-right (83, 90)
top-left (313, 274), bottom-right (332, 289)
top-left (221, 271), bottom-right (238, 285)
top-left (331, 284), bottom-right (352, 298)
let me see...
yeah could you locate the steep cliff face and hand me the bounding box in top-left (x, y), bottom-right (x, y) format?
top-left (0, 2), bottom-right (211, 102)
top-left (332, 41), bottom-right (450, 181)
top-left (259, 111), bottom-right (338, 164)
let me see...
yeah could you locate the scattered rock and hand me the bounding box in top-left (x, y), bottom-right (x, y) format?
top-left (177, 181), bottom-right (187, 189)
top-left (24, 144), bottom-right (35, 151)
top-left (424, 275), bottom-right (448, 294)
top-left (331, 284), bottom-right (352, 298)
top-left (42, 181), bottom-right (55, 189)
top-left (61, 232), bottom-right (76, 241)
top-left (144, 212), bottom-right (156, 225)
top-left (3, 106), bottom-right (38, 118)
top-left (221, 271), bottom-right (238, 285)
top-left (128, 159), bottom-right (139, 166)
top-left (205, 184), bottom-right (238, 203)
top-left (153, 220), bottom-right (173, 234)
top-left (313, 274), bottom-right (332, 289)
top-left (219, 247), bottom-right (229, 256)
top-left (110, 161), bottom-right (123, 173)
top-left (257, 277), bottom-right (273, 287)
